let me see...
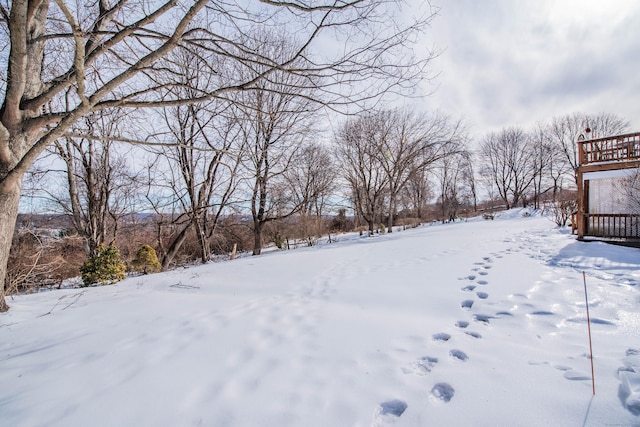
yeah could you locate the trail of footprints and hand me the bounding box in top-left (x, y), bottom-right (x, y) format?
top-left (374, 254), bottom-right (501, 424)
top-left (376, 230), bottom-right (636, 423)
top-left (423, 256), bottom-right (499, 397)
top-left (413, 255), bottom-right (497, 402)
top-left (375, 243), bottom-right (625, 423)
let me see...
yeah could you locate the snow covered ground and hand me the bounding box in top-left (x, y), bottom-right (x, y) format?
top-left (2, 210), bottom-right (640, 427)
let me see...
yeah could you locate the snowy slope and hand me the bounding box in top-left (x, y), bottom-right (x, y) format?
top-left (1, 210), bottom-right (639, 426)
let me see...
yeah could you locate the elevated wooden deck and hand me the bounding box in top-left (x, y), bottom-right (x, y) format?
top-left (576, 132), bottom-right (640, 240)
top-left (578, 132), bottom-right (640, 172)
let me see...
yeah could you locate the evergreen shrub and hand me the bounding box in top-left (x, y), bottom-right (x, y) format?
top-left (131, 244), bottom-right (161, 274)
top-left (80, 244), bottom-right (127, 286)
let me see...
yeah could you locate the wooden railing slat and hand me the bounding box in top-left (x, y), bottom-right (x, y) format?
top-left (584, 213), bottom-right (640, 238)
top-left (579, 132), bottom-right (640, 164)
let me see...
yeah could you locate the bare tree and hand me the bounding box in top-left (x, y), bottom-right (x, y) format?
top-left (337, 109), bottom-right (465, 232)
top-left (529, 122), bottom-right (571, 209)
top-left (528, 123), bottom-right (555, 210)
top-left (377, 109), bottom-right (465, 232)
top-left (400, 166), bottom-right (433, 220)
top-left (44, 110), bottom-right (138, 256)
top-left (479, 127), bottom-right (535, 209)
top-left (479, 172), bottom-right (500, 213)
top-left (149, 108), bottom-right (243, 268)
top-left (287, 143), bottom-right (336, 216)
top-left (334, 113), bottom-right (389, 235)
top-left (285, 142), bottom-right (337, 244)
top-left (549, 112), bottom-right (629, 183)
top-left (460, 151), bottom-right (477, 213)
top-left (0, 0), bottom-right (437, 310)
top-left (544, 130), bottom-right (572, 202)
top-left (232, 34), bottom-right (320, 255)
top-left (435, 149), bottom-right (474, 222)
top-left (146, 48), bottom-right (243, 269)
top-left (435, 151), bottom-right (458, 222)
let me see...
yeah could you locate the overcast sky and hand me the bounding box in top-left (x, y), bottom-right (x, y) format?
top-left (416, 0), bottom-right (640, 139)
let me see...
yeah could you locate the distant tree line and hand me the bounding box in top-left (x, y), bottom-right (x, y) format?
top-left (478, 112), bottom-right (629, 210)
top-left (10, 108), bottom-right (631, 294)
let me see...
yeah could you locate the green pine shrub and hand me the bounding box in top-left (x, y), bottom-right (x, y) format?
top-left (80, 244), bottom-right (127, 287)
top-left (131, 244), bottom-right (161, 274)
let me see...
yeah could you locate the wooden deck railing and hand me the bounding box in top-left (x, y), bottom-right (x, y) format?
top-left (578, 132), bottom-right (640, 165)
top-left (583, 213), bottom-right (640, 238)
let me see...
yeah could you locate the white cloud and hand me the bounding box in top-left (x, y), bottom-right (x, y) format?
top-left (418, 0), bottom-right (640, 137)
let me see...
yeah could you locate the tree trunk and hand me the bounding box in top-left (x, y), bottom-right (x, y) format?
top-left (253, 221), bottom-right (263, 255)
top-left (387, 195), bottom-right (395, 233)
top-left (0, 175), bottom-right (22, 312)
top-left (161, 223), bottom-right (192, 270)
top-left (194, 217), bottom-right (209, 263)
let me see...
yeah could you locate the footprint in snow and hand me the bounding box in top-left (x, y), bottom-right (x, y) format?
top-left (618, 348), bottom-right (640, 415)
top-left (563, 370), bottom-right (592, 381)
top-left (379, 399), bottom-right (407, 416)
top-left (478, 271), bottom-right (488, 276)
top-left (476, 292), bottom-right (489, 299)
top-left (553, 364), bottom-right (591, 381)
top-left (626, 348), bottom-right (640, 356)
top-left (473, 314), bottom-right (493, 324)
top-left (529, 311), bottom-right (554, 316)
top-left (411, 356), bottom-right (439, 374)
top-left (455, 320), bottom-right (469, 329)
top-left (449, 349), bottom-right (468, 362)
top-left (495, 311), bottom-right (513, 318)
top-left (462, 285), bottom-right (476, 292)
top-left (465, 331), bottom-right (482, 339)
top-left (461, 300), bottom-right (474, 310)
top-left (372, 399), bottom-right (408, 426)
top-left (619, 372), bottom-right (640, 415)
top-left (566, 317), bottom-right (616, 326)
top-left (476, 280), bottom-right (488, 285)
top-left (430, 383), bottom-right (455, 403)
top-left (554, 365), bottom-right (571, 371)
top-left (432, 333), bottom-right (451, 342)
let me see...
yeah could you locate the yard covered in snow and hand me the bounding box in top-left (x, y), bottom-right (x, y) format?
top-left (1, 209), bottom-right (640, 426)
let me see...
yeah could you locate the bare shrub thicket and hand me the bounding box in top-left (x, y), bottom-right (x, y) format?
top-left (210, 216), bottom-right (254, 256)
top-left (268, 216), bottom-right (333, 249)
top-left (6, 230), bottom-right (84, 295)
top-left (545, 191), bottom-right (578, 227)
top-left (330, 209), bottom-right (355, 233)
top-left (113, 215), bottom-right (158, 262)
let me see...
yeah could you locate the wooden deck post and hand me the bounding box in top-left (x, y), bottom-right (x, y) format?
top-left (576, 138), bottom-right (586, 239)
